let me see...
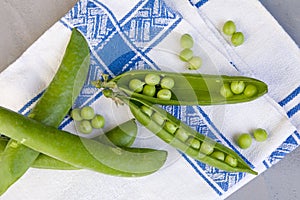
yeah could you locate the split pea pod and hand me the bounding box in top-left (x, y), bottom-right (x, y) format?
top-left (110, 70), bottom-right (268, 105)
top-left (118, 95), bottom-right (257, 174)
top-left (0, 119), bottom-right (138, 170)
top-left (0, 106), bottom-right (167, 176)
top-left (0, 28), bottom-right (91, 195)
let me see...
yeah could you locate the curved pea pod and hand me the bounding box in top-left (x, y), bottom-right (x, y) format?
top-left (0, 106), bottom-right (167, 176)
top-left (0, 28), bottom-right (90, 195)
top-left (98, 119), bottom-right (137, 147)
top-left (120, 96), bottom-right (257, 175)
top-left (111, 70), bottom-right (268, 105)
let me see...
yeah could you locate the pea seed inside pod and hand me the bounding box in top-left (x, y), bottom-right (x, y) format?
top-left (243, 84), bottom-right (258, 97)
top-left (142, 84), bottom-right (156, 97)
top-left (129, 79), bottom-right (144, 93)
top-left (160, 77), bottom-right (175, 89)
top-left (163, 121), bottom-right (178, 134)
top-left (157, 89), bottom-right (172, 100)
top-left (175, 128), bottom-right (189, 142)
top-left (225, 155), bottom-right (238, 167)
top-left (211, 151), bottom-right (225, 161)
top-left (199, 141), bottom-right (214, 155)
top-left (152, 112), bottom-right (165, 126)
top-left (220, 83), bottom-right (234, 98)
top-left (145, 74), bottom-right (160, 86)
top-left (186, 137), bottom-right (201, 149)
top-left (141, 105), bottom-right (153, 117)
top-left (230, 81), bottom-right (245, 94)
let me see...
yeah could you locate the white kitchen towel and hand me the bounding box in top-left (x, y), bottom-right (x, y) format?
top-left (0, 0), bottom-right (299, 199)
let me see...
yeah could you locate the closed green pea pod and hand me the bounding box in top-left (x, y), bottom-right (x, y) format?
top-left (109, 70), bottom-right (267, 106)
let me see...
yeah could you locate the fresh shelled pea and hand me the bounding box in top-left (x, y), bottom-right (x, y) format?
top-left (223, 20), bottom-right (236, 36)
top-left (237, 133), bottom-right (252, 149)
top-left (180, 33), bottom-right (194, 48)
top-left (231, 32), bottom-right (244, 47)
top-left (188, 56), bottom-right (202, 70)
top-left (179, 48), bottom-right (193, 62)
top-left (253, 128), bottom-right (268, 142)
top-left (117, 95), bottom-right (257, 174)
top-left (106, 70), bottom-right (267, 106)
top-left (71, 106), bottom-right (106, 134)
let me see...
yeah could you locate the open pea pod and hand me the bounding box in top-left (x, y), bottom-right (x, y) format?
top-left (117, 95), bottom-right (257, 175)
top-left (110, 70), bottom-right (268, 105)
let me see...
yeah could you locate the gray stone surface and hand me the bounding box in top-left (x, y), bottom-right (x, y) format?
top-left (0, 1), bottom-right (299, 199)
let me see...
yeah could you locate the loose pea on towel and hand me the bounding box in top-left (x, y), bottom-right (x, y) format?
top-left (0, 0), bottom-right (299, 199)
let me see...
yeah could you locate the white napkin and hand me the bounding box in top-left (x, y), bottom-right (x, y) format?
top-left (1, 0), bottom-right (299, 199)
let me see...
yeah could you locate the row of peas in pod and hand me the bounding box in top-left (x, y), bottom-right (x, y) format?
top-left (70, 106), bottom-right (105, 134)
top-left (128, 74), bottom-right (175, 100)
top-left (140, 105), bottom-right (239, 167)
top-left (220, 81), bottom-right (258, 98)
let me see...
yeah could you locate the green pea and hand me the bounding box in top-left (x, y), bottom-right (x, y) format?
top-left (220, 83), bottom-right (234, 98)
top-left (188, 56), bottom-right (202, 70)
top-left (160, 77), bottom-right (175, 89)
top-left (70, 108), bottom-right (82, 121)
top-left (78, 120), bottom-right (93, 134)
top-left (179, 48), bottom-right (193, 62)
top-left (142, 84), bottom-right (156, 97)
top-left (186, 137), bottom-right (201, 149)
top-left (211, 151), bottom-right (225, 161)
top-left (91, 114), bottom-right (105, 129)
top-left (102, 88), bottom-right (113, 98)
top-left (244, 84), bottom-right (257, 97)
top-left (144, 74), bottom-right (160, 86)
top-left (129, 79), bottom-right (144, 92)
top-left (180, 33), bottom-right (194, 49)
top-left (152, 112), bottom-right (165, 125)
top-left (225, 155), bottom-right (238, 167)
top-left (230, 81), bottom-right (245, 94)
top-left (164, 121), bottom-right (178, 134)
top-left (141, 105), bottom-right (153, 117)
top-left (157, 89), bottom-right (172, 100)
top-left (237, 133), bottom-right (252, 149)
top-left (80, 106), bottom-right (95, 120)
top-left (231, 32), bottom-right (244, 46)
top-left (222, 20), bottom-right (236, 36)
top-left (175, 128), bottom-right (189, 142)
top-left (253, 128), bottom-right (268, 142)
top-left (200, 141), bottom-right (214, 155)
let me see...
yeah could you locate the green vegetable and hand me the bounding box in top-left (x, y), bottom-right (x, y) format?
top-left (78, 120), bottom-right (93, 134)
top-left (160, 77), bottom-right (175, 89)
top-left (98, 119), bottom-right (138, 147)
top-left (0, 28), bottom-right (91, 195)
top-left (142, 84), bottom-right (156, 97)
top-left (118, 95), bottom-right (257, 174)
top-left (179, 48), bottom-right (193, 62)
top-left (244, 84), bottom-right (258, 97)
top-left (220, 83), bottom-right (234, 98)
top-left (231, 32), bottom-right (244, 46)
top-left (223, 20), bottom-right (236, 36)
top-left (180, 33), bottom-right (194, 49)
top-left (91, 114), bottom-right (105, 129)
top-left (211, 151), bottom-right (225, 161)
top-left (71, 108), bottom-right (83, 121)
top-left (0, 106), bottom-right (167, 176)
top-left (144, 74), bottom-right (160, 86)
top-left (128, 79), bottom-right (144, 92)
top-left (253, 128), bottom-right (268, 142)
top-left (230, 81), bottom-right (245, 94)
top-left (80, 106), bottom-right (95, 120)
top-left (108, 70), bottom-right (267, 106)
top-left (237, 133), bottom-right (252, 149)
top-left (188, 56), bottom-right (202, 70)
top-left (157, 89), bottom-right (172, 100)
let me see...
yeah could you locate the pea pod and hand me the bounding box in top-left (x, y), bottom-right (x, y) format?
top-left (109, 70), bottom-right (268, 105)
top-left (118, 95), bottom-right (257, 175)
top-left (0, 28), bottom-right (92, 195)
top-left (0, 106), bottom-right (167, 176)
top-left (0, 119), bottom-right (138, 170)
